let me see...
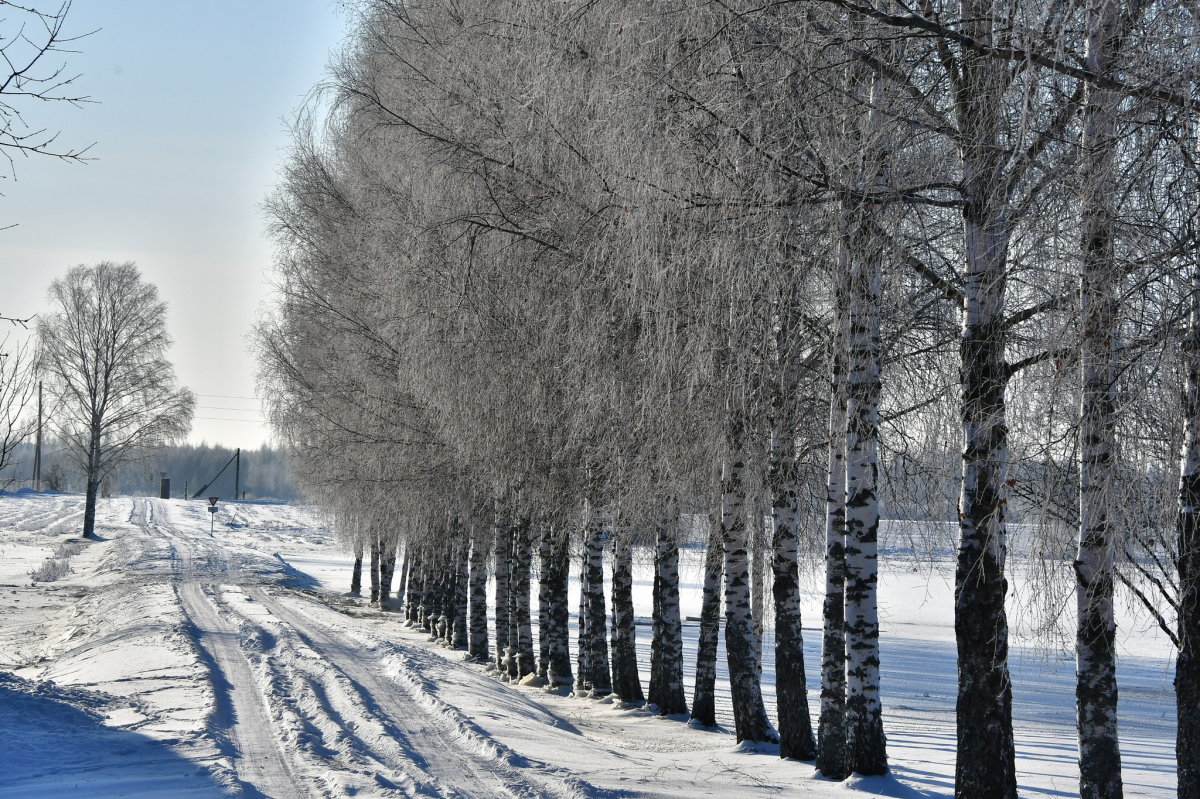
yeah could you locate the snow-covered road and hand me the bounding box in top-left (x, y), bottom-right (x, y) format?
top-left (0, 493), bottom-right (1179, 797)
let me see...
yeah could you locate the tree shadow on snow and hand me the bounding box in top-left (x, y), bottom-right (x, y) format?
top-left (0, 671), bottom-right (228, 798)
top-left (271, 552), bottom-right (322, 590)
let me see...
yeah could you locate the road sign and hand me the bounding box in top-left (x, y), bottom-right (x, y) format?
top-left (208, 496), bottom-right (219, 507)
top-left (208, 506), bottom-right (218, 514)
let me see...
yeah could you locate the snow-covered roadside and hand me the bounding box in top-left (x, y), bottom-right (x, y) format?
top-left (0, 493), bottom-right (1178, 797)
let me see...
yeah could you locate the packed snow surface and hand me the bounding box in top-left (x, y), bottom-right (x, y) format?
top-left (0, 493), bottom-right (1176, 797)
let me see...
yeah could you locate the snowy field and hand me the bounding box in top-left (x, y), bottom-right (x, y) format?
top-left (0, 492), bottom-right (1176, 797)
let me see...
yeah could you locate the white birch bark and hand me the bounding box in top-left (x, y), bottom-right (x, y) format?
top-left (1075, 3), bottom-right (1128, 795)
top-left (722, 442), bottom-right (777, 743)
top-left (1178, 169), bottom-right (1200, 799)
top-left (817, 260), bottom-right (850, 778)
top-left (843, 209), bottom-right (886, 777)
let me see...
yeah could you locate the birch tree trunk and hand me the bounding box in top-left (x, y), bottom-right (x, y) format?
top-left (582, 504), bottom-right (612, 695)
top-left (690, 513), bottom-right (723, 727)
top-left (453, 533), bottom-right (469, 649)
top-left (82, 425), bottom-right (100, 538)
top-left (513, 518), bottom-right (536, 678)
top-left (404, 548), bottom-right (420, 624)
top-left (468, 523), bottom-right (490, 661)
top-left (751, 497), bottom-right (766, 678)
top-left (546, 528), bottom-right (573, 687)
top-left (770, 435), bottom-right (816, 760)
top-left (370, 536), bottom-right (381, 605)
top-left (494, 511), bottom-right (512, 672)
top-left (817, 263), bottom-right (850, 779)
top-left (953, 13), bottom-right (1017, 792)
top-left (396, 546), bottom-right (409, 611)
top-left (379, 537), bottom-right (396, 604)
top-left (1178, 248), bottom-right (1200, 799)
top-left (1076, 3), bottom-right (1126, 796)
top-left (610, 520), bottom-right (643, 701)
top-left (652, 504), bottom-right (688, 716)
top-left (844, 219), bottom-right (886, 776)
top-left (576, 530), bottom-right (592, 695)
top-left (722, 439), bottom-right (778, 743)
top-left (506, 523), bottom-right (520, 679)
top-left (538, 523), bottom-right (552, 680)
top-left (351, 538), bottom-right (363, 597)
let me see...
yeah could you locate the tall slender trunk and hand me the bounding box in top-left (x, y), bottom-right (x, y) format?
top-left (953, 17), bottom-right (1017, 793)
top-left (1178, 237), bottom-right (1200, 799)
top-left (610, 520), bottom-right (643, 701)
top-left (438, 559), bottom-right (453, 642)
top-left (1076, 3), bottom-right (1126, 796)
top-left (513, 518), bottom-right (535, 678)
top-left (420, 559), bottom-right (435, 633)
top-left (582, 503), bottom-right (612, 695)
top-left (396, 546), bottom-right (409, 610)
top-left (369, 535), bottom-right (381, 605)
top-left (506, 522), bottom-right (520, 679)
top-left (844, 188), bottom-right (886, 776)
top-left (546, 528), bottom-right (573, 686)
top-left (750, 496), bottom-right (766, 678)
top-left (468, 522), bottom-right (490, 661)
top-left (650, 545), bottom-right (663, 710)
top-left (407, 549), bottom-right (423, 624)
top-left (538, 523), bottom-right (552, 679)
top-left (722, 439), bottom-right (778, 744)
top-left (818, 263), bottom-right (850, 779)
top-left (351, 538), bottom-right (363, 596)
top-left (576, 525), bottom-right (592, 695)
top-left (82, 424), bottom-right (100, 538)
top-left (453, 529), bottom-right (469, 649)
top-left (771, 434), bottom-right (816, 760)
top-left (652, 503), bottom-right (688, 716)
top-left (690, 513), bottom-right (723, 727)
top-left (494, 508), bottom-right (512, 672)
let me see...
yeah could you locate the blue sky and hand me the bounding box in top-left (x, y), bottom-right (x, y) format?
top-left (0, 0), bottom-right (349, 448)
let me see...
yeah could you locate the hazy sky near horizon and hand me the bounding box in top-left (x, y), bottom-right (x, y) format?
top-left (0, 0), bottom-right (349, 449)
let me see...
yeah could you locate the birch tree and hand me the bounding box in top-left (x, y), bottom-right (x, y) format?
top-left (38, 263), bottom-right (194, 538)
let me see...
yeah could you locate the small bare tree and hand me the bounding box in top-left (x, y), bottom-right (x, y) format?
top-left (0, 332), bottom-right (35, 485)
top-left (37, 262), bottom-right (194, 537)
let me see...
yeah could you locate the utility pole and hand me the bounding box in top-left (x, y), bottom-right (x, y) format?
top-left (33, 381), bottom-right (42, 490)
top-left (234, 448), bottom-right (240, 501)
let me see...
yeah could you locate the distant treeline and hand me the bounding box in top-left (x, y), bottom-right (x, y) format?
top-left (1, 442), bottom-right (300, 501)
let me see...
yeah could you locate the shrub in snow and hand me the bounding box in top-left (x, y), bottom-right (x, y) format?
top-left (31, 558), bottom-right (70, 583)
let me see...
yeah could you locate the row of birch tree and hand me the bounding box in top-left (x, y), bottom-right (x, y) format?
top-left (255, 1), bottom-right (1200, 797)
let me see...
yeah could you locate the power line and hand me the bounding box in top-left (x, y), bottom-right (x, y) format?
top-left (198, 405), bottom-right (263, 413)
top-left (196, 393), bottom-right (257, 400)
top-left (194, 417), bottom-right (269, 423)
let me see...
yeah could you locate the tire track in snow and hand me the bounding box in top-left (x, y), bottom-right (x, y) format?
top-left (253, 588), bottom-right (566, 799)
top-left (155, 500), bottom-right (305, 799)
